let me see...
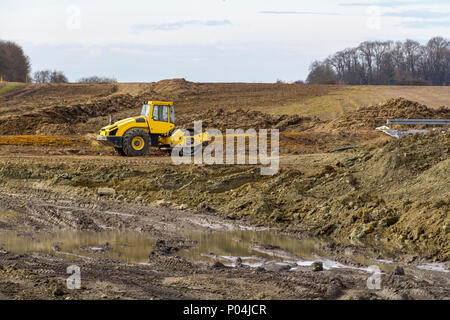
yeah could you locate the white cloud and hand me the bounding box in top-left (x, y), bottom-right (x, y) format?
top-left (132, 20), bottom-right (232, 32)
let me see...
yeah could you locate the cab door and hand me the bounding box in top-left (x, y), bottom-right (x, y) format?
top-left (149, 104), bottom-right (175, 134)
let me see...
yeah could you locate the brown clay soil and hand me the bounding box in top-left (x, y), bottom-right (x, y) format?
top-left (325, 98), bottom-right (450, 130)
top-left (0, 80), bottom-right (448, 300)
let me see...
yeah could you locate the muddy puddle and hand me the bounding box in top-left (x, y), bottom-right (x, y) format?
top-left (181, 231), bottom-right (408, 273)
top-left (0, 230), bottom-right (156, 263)
top-left (181, 231), bottom-right (343, 268)
top-left (0, 228), bottom-right (422, 274)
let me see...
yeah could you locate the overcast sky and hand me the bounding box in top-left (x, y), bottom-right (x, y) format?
top-left (1, 0), bottom-right (449, 82)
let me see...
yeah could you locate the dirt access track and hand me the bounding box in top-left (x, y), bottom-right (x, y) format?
top-left (0, 80), bottom-right (449, 300)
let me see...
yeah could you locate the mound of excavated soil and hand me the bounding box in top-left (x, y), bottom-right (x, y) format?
top-left (177, 108), bottom-right (315, 132)
top-left (149, 78), bottom-right (202, 97)
top-left (341, 132), bottom-right (450, 257)
top-left (327, 98), bottom-right (449, 130)
top-left (0, 94), bottom-right (141, 135)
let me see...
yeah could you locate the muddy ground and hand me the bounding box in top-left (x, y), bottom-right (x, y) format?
top-left (0, 187), bottom-right (449, 300)
top-left (0, 80), bottom-right (448, 300)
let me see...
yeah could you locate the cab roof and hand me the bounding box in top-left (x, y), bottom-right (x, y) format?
top-left (147, 101), bottom-right (174, 105)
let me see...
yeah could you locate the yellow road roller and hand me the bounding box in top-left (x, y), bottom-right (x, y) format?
top-left (96, 101), bottom-right (209, 156)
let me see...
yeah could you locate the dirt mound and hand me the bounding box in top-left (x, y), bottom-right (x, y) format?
top-left (149, 78), bottom-right (201, 97)
top-left (0, 94), bottom-right (141, 135)
top-left (363, 131), bottom-right (449, 178)
top-left (348, 133), bottom-right (450, 256)
top-left (327, 98), bottom-right (449, 130)
top-left (177, 108), bottom-right (313, 131)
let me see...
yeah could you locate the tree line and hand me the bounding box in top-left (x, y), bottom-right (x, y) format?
top-left (34, 71), bottom-right (116, 83)
top-left (306, 36), bottom-right (449, 86)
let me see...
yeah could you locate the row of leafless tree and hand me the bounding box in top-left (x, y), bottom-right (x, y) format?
top-left (33, 72), bottom-right (117, 83)
top-left (0, 40), bottom-right (31, 82)
top-left (33, 72), bottom-right (116, 83)
top-left (33, 70), bottom-right (68, 83)
top-left (78, 76), bottom-right (116, 83)
top-left (307, 37), bottom-right (450, 86)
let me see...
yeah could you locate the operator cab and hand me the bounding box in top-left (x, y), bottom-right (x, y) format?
top-left (141, 101), bottom-right (175, 134)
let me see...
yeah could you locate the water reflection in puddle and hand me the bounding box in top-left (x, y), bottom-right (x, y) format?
top-left (0, 229), bottom-right (332, 267)
top-left (179, 231), bottom-right (382, 272)
top-left (1, 229), bottom-right (443, 273)
top-left (0, 230), bottom-right (156, 263)
top-left (179, 230), bottom-right (325, 265)
top-left (0, 229), bottom-right (324, 264)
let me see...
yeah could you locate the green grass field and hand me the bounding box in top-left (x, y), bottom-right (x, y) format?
top-left (0, 82), bottom-right (27, 95)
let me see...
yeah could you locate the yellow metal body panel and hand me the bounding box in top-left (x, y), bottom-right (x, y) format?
top-left (149, 120), bottom-right (174, 134)
top-left (160, 129), bottom-right (210, 148)
top-left (98, 116), bottom-right (150, 137)
top-left (146, 101), bottom-right (173, 106)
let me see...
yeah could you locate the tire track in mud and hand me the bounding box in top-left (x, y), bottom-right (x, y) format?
top-left (0, 188), bottom-right (248, 236)
top-left (0, 249), bottom-right (192, 300)
top-left (0, 192), bottom-right (101, 231)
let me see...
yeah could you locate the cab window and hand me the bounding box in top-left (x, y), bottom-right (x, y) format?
top-left (169, 106), bottom-right (175, 123)
top-left (141, 104), bottom-right (150, 116)
top-left (161, 106), bottom-right (168, 122)
top-left (152, 105), bottom-right (170, 122)
top-left (152, 105), bottom-right (159, 121)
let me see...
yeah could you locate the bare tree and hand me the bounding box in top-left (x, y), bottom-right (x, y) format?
top-left (358, 41), bottom-right (376, 84)
top-left (33, 70), bottom-right (51, 83)
top-left (403, 40), bottom-right (420, 76)
top-left (77, 76), bottom-right (116, 83)
top-left (33, 70), bottom-right (68, 83)
top-left (50, 70), bottom-right (68, 83)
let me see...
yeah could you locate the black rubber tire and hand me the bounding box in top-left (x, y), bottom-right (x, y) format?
top-left (114, 147), bottom-right (127, 156)
top-left (122, 129), bottom-right (150, 157)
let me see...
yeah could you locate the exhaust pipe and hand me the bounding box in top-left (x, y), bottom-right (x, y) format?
top-left (109, 115), bottom-right (114, 125)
